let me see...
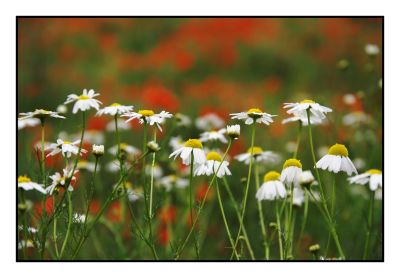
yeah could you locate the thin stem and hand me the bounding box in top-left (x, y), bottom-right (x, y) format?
top-left (216, 178), bottom-right (239, 259)
top-left (254, 162), bottom-right (270, 259)
top-left (297, 190), bottom-right (309, 249)
top-left (363, 190), bottom-right (375, 260)
top-left (53, 195), bottom-right (59, 258)
top-left (231, 122), bottom-right (256, 259)
top-left (81, 156), bottom-right (99, 237)
top-left (40, 121), bottom-right (46, 184)
top-left (115, 114), bottom-right (126, 225)
top-left (188, 151), bottom-right (200, 259)
top-left (222, 177), bottom-right (255, 260)
top-left (306, 109), bottom-right (345, 259)
top-left (275, 201), bottom-right (284, 260)
top-left (174, 139), bottom-right (232, 260)
top-left (285, 182), bottom-right (294, 259)
top-left (59, 190), bottom-right (72, 259)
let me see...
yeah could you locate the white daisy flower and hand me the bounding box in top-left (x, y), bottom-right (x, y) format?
top-left (169, 138), bottom-right (206, 165)
top-left (194, 151), bottom-right (231, 178)
top-left (299, 170), bottom-right (317, 187)
top-left (235, 146), bottom-right (280, 165)
top-left (283, 100), bottom-right (332, 123)
top-left (18, 118), bottom-right (41, 130)
top-left (73, 213), bottom-right (86, 224)
top-left (46, 168), bottom-right (78, 195)
top-left (199, 128), bottom-right (228, 144)
top-left (64, 89), bottom-right (102, 114)
top-left (292, 187), bottom-right (305, 206)
top-left (122, 109), bottom-right (173, 131)
top-left (145, 164), bottom-right (164, 179)
top-left (18, 240), bottom-right (35, 250)
top-left (106, 118), bottom-right (131, 131)
top-left (124, 182), bottom-right (143, 203)
top-left (18, 226), bottom-right (38, 234)
top-left (77, 160), bottom-right (99, 172)
top-left (280, 159), bottom-right (302, 185)
top-left (109, 143), bottom-right (141, 157)
top-left (230, 108), bottom-right (275, 125)
top-left (316, 143), bottom-right (357, 176)
top-left (106, 160), bottom-right (131, 172)
top-left (348, 169), bottom-right (382, 191)
top-left (226, 124), bottom-right (240, 139)
top-left (282, 115), bottom-right (324, 126)
top-left (56, 104), bottom-right (68, 114)
top-left (365, 44), bottom-right (379, 56)
top-left (342, 111), bottom-right (371, 126)
top-left (92, 144), bottom-right (104, 157)
top-left (46, 139), bottom-right (87, 158)
top-left (18, 109), bottom-right (66, 121)
top-left (174, 113), bottom-right (192, 127)
top-left (256, 171), bottom-right (286, 201)
top-left (195, 113), bottom-right (225, 130)
top-left (158, 175), bottom-right (189, 191)
top-left (18, 176), bottom-right (46, 194)
top-left (96, 103), bottom-right (133, 116)
top-left (169, 136), bottom-right (185, 151)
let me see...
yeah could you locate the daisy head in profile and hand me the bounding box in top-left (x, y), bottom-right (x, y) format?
top-left (280, 158), bottom-right (302, 185)
top-left (256, 171), bottom-right (286, 201)
top-left (283, 100), bottom-right (332, 123)
top-left (226, 124), bottom-right (240, 140)
top-left (96, 103), bottom-right (133, 117)
top-left (18, 118), bottom-right (41, 130)
top-left (46, 168), bottom-right (78, 195)
top-left (299, 170), bottom-right (317, 189)
top-left (122, 109), bottom-right (173, 131)
top-left (348, 169), bottom-right (382, 191)
top-left (195, 113), bottom-right (225, 130)
top-left (199, 128), bottom-right (228, 144)
top-left (235, 146), bottom-right (280, 165)
top-left (230, 108), bottom-right (275, 125)
top-left (195, 151), bottom-right (231, 178)
top-left (64, 89), bottom-right (102, 114)
top-left (169, 138), bottom-right (206, 166)
top-left (292, 187), bottom-right (306, 207)
top-left (158, 175), bottom-right (189, 192)
top-left (19, 109), bottom-right (66, 122)
top-left (316, 143), bottom-right (357, 176)
top-left (46, 139), bottom-right (87, 158)
top-left (18, 175), bottom-right (46, 194)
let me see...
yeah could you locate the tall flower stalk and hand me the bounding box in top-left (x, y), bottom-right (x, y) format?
top-left (231, 122), bottom-right (256, 259)
top-left (306, 109), bottom-right (345, 259)
top-left (363, 190), bottom-right (375, 259)
top-left (254, 162), bottom-right (270, 259)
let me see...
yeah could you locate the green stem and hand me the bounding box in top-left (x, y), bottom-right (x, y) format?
top-left (306, 109), bottom-right (345, 259)
top-left (231, 122), bottom-right (256, 259)
top-left (222, 177), bottom-right (255, 260)
top-left (174, 139), bottom-right (232, 260)
top-left (285, 182), bottom-right (294, 259)
top-left (82, 156), bottom-right (99, 237)
top-left (188, 151), bottom-right (200, 259)
top-left (59, 190), bottom-right (72, 259)
top-left (216, 178), bottom-right (239, 259)
top-left (40, 121), bottom-right (46, 184)
top-left (147, 128), bottom-right (158, 259)
top-left (53, 195), bottom-right (59, 258)
top-left (115, 115), bottom-right (126, 225)
top-left (363, 190), bottom-right (375, 260)
top-left (297, 191), bottom-right (309, 249)
top-left (254, 162), bottom-right (270, 259)
top-left (275, 201), bottom-right (284, 260)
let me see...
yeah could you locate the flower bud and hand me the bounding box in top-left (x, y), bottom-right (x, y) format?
top-left (147, 141), bottom-right (160, 153)
top-left (92, 144), bottom-right (104, 157)
top-left (226, 124), bottom-right (240, 139)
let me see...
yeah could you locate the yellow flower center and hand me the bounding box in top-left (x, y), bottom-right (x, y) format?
top-left (170, 175), bottom-right (177, 182)
top-left (206, 151), bottom-right (222, 162)
top-left (36, 109), bottom-right (50, 114)
top-left (110, 103), bottom-right (121, 107)
top-left (247, 108), bottom-right (263, 114)
top-left (124, 181), bottom-right (133, 189)
top-left (366, 169), bottom-right (382, 175)
top-left (300, 99), bottom-right (315, 104)
top-left (77, 161), bottom-right (87, 167)
top-left (63, 140), bottom-right (72, 145)
top-left (283, 158), bottom-right (302, 169)
top-left (184, 139), bottom-right (203, 149)
top-left (247, 146), bottom-right (263, 155)
top-left (18, 175), bottom-right (31, 183)
top-left (264, 171), bottom-right (281, 182)
top-left (78, 95), bottom-right (91, 100)
top-left (119, 143), bottom-right (128, 150)
top-left (138, 109), bottom-right (155, 117)
top-left (328, 143), bottom-right (348, 157)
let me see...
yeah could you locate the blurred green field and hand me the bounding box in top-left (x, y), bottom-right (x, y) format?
top-left (17, 17), bottom-right (382, 260)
